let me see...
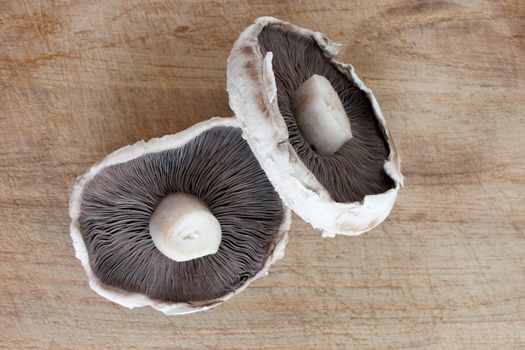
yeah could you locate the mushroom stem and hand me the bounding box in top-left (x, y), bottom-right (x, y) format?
top-left (149, 193), bottom-right (222, 262)
top-left (292, 74), bottom-right (352, 156)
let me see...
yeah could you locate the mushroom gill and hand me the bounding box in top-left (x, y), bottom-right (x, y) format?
top-left (77, 126), bottom-right (285, 303)
top-left (257, 25), bottom-right (394, 203)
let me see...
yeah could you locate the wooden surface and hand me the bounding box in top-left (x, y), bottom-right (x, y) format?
top-left (1, 1), bottom-right (524, 349)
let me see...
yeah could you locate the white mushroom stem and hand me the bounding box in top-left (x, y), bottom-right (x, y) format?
top-left (292, 74), bottom-right (353, 156)
top-left (149, 193), bottom-right (222, 262)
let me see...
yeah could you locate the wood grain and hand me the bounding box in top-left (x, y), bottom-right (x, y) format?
top-left (1, 1), bottom-right (524, 349)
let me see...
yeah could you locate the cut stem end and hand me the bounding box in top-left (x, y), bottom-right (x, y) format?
top-left (149, 193), bottom-right (222, 262)
top-left (292, 74), bottom-right (352, 156)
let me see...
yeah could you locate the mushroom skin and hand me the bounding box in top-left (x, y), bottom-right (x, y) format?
top-left (69, 117), bottom-right (290, 315)
top-left (227, 17), bottom-right (403, 237)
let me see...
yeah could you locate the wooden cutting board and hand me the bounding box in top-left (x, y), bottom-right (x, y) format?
top-left (1, 1), bottom-right (524, 348)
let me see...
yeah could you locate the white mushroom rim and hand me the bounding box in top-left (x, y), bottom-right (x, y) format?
top-left (227, 17), bottom-right (404, 237)
top-left (69, 117), bottom-right (291, 315)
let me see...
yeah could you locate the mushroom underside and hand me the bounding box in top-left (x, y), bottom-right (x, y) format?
top-left (258, 26), bottom-right (394, 203)
top-left (78, 126), bottom-right (285, 303)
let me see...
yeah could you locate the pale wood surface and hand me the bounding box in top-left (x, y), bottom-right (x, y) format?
top-left (1, 1), bottom-right (524, 349)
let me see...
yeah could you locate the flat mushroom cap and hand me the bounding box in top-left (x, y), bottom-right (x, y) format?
top-left (227, 17), bottom-right (403, 237)
top-left (69, 117), bottom-right (291, 315)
